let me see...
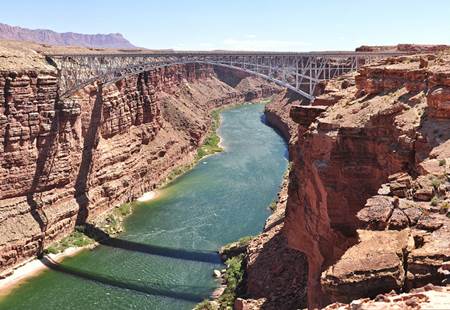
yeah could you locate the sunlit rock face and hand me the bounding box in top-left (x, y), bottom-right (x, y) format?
top-left (283, 53), bottom-right (450, 308)
top-left (0, 55), bottom-right (281, 277)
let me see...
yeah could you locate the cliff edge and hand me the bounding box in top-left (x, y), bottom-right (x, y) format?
top-left (0, 42), bottom-right (282, 277)
top-left (286, 52), bottom-right (450, 308)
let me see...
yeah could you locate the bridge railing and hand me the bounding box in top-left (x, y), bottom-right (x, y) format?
top-left (47, 51), bottom-right (407, 100)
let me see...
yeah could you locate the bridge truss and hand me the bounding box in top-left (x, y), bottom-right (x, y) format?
top-left (47, 51), bottom-right (404, 101)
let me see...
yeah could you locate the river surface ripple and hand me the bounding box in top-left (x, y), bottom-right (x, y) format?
top-left (0, 103), bottom-right (288, 310)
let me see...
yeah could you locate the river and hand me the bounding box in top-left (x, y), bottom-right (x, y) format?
top-left (0, 103), bottom-right (288, 310)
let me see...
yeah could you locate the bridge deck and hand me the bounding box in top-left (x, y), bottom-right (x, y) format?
top-left (47, 51), bottom-right (409, 100)
top-left (46, 51), bottom-right (407, 58)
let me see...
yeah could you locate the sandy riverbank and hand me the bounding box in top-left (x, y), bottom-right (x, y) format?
top-left (0, 245), bottom-right (94, 298)
top-left (0, 191), bottom-right (160, 297)
top-left (137, 190), bottom-right (158, 202)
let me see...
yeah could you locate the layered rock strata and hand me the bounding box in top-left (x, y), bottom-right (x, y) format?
top-left (355, 44), bottom-right (450, 53)
top-left (204, 52), bottom-right (450, 310)
top-left (0, 50), bottom-right (281, 277)
top-left (284, 53), bottom-right (450, 308)
top-left (324, 284), bottom-right (450, 310)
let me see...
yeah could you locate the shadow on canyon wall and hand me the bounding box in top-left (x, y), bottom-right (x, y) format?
top-left (26, 110), bottom-right (60, 254)
top-left (241, 230), bottom-right (308, 310)
top-left (213, 66), bottom-right (248, 88)
top-left (41, 256), bottom-right (209, 302)
top-left (27, 84), bottom-right (105, 255)
top-left (75, 85), bottom-right (103, 225)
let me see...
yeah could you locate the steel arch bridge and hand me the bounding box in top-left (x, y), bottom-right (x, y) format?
top-left (46, 51), bottom-right (405, 101)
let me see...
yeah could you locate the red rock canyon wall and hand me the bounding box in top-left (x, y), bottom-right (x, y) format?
top-left (0, 61), bottom-right (280, 277)
top-left (283, 54), bottom-right (450, 308)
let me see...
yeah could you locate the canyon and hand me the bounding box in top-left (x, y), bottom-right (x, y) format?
top-left (234, 50), bottom-right (450, 309)
top-left (293, 53), bottom-right (450, 308)
top-left (1, 38), bottom-right (450, 310)
top-left (0, 42), bottom-right (281, 279)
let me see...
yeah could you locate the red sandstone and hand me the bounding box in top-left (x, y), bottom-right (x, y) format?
top-left (0, 47), bottom-right (281, 277)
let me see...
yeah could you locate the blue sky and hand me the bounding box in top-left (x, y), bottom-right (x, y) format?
top-left (1, 0), bottom-right (450, 51)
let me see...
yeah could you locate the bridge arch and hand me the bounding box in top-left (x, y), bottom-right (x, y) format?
top-left (47, 52), bottom-right (406, 101)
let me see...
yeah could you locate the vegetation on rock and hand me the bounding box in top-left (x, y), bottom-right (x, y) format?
top-left (43, 202), bottom-right (137, 255)
top-left (196, 109), bottom-right (223, 160)
top-left (44, 227), bottom-right (95, 255)
top-left (219, 235), bottom-right (253, 260)
top-left (196, 235), bottom-right (253, 310)
top-left (195, 254), bottom-right (246, 310)
top-left (217, 254), bottom-right (245, 309)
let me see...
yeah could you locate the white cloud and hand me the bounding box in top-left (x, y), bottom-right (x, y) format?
top-left (171, 37), bottom-right (312, 52)
top-left (221, 38), bottom-right (311, 52)
top-left (198, 42), bottom-right (214, 48)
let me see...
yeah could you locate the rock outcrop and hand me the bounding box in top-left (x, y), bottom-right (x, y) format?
top-left (0, 48), bottom-right (281, 277)
top-left (283, 53), bottom-right (450, 308)
top-left (324, 285), bottom-right (450, 310)
top-left (355, 44), bottom-right (450, 53)
top-left (321, 169), bottom-right (450, 303)
top-left (240, 177), bottom-right (308, 310)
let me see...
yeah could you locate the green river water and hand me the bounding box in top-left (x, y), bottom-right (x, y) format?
top-left (0, 103), bottom-right (288, 310)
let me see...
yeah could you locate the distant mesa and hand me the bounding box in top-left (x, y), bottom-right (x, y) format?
top-left (356, 43), bottom-right (449, 52)
top-left (0, 22), bottom-right (136, 49)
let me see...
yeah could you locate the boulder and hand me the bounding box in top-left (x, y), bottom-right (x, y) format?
top-left (357, 196), bottom-right (394, 230)
top-left (321, 229), bottom-right (413, 303)
top-left (407, 226), bottom-right (450, 288)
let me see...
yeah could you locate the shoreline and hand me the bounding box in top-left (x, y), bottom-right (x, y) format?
top-left (0, 190), bottom-right (160, 297)
top-left (0, 98), bottom-right (272, 300)
top-left (194, 100), bottom-right (289, 309)
top-left (136, 190), bottom-right (158, 202)
top-left (0, 245), bottom-right (95, 298)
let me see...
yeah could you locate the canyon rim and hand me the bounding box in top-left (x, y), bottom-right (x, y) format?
top-left (1, 2), bottom-right (450, 310)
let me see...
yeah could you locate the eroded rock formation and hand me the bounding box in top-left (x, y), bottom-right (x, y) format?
top-left (284, 53), bottom-right (450, 308)
top-left (0, 48), bottom-right (281, 277)
top-left (324, 284), bottom-right (450, 310)
top-left (355, 44), bottom-right (449, 53)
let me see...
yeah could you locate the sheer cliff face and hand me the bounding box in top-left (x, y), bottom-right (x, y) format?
top-left (0, 61), bottom-right (280, 276)
top-left (284, 54), bottom-right (450, 307)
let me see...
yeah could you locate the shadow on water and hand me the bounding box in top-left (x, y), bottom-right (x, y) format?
top-left (83, 224), bottom-right (221, 264)
top-left (41, 257), bottom-right (208, 302)
top-left (260, 113), bottom-right (267, 124)
top-left (260, 114), bottom-right (289, 160)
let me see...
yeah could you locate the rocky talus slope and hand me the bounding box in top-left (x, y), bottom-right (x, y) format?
top-left (235, 172), bottom-right (308, 310)
top-left (0, 45), bottom-right (281, 277)
top-left (232, 91), bottom-right (307, 310)
top-left (285, 53), bottom-right (450, 308)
